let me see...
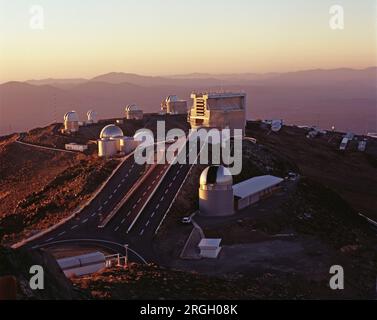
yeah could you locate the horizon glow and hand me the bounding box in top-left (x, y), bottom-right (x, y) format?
top-left (0, 0), bottom-right (376, 82)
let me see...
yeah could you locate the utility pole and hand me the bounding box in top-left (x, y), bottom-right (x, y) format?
top-left (124, 244), bottom-right (129, 268)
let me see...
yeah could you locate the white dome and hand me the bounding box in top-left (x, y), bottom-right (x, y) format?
top-left (64, 111), bottom-right (79, 122)
top-left (87, 110), bottom-right (97, 120)
top-left (200, 165), bottom-right (233, 186)
top-left (100, 125), bottom-right (124, 139)
top-left (125, 104), bottom-right (141, 112)
top-left (166, 95), bottom-right (179, 103)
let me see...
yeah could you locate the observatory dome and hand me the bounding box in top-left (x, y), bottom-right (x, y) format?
top-left (166, 95), bottom-right (179, 103)
top-left (200, 165), bottom-right (233, 186)
top-left (125, 104), bottom-right (141, 112)
top-left (64, 111), bottom-right (79, 122)
top-left (100, 125), bottom-right (124, 140)
top-left (87, 110), bottom-right (97, 120)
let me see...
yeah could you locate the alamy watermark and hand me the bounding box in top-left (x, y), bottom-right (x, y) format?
top-left (132, 121), bottom-right (243, 176)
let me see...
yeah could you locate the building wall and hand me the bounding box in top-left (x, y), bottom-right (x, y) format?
top-left (64, 121), bottom-right (79, 133)
top-left (199, 187), bottom-right (234, 217)
top-left (189, 93), bottom-right (246, 135)
top-left (126, 111), bottom-right (143, 120)
top-left (235, 185), bottom-right (281, 211)
top-left (167, 101), bottom-right (188, 114)
top-left (98, 139), bottom-right (118, 157)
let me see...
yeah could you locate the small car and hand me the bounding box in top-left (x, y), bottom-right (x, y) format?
top-left (181, 217), bottom-right (192, 224)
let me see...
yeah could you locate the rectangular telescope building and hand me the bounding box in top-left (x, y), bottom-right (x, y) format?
top-left (188, 92), bottom-right (246, 135)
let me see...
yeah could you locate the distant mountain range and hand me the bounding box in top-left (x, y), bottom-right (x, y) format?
top-left (1, 67), bottom-right (376, 135)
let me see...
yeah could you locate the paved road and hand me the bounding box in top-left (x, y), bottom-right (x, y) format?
top-left (23, 138), bottom-right (200, 263)
top-left (23, 156), bottom-right (145, 249)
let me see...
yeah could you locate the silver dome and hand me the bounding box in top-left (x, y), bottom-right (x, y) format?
top-left (64, 111), bottom-right (79, 122)
top-left (166, 95), bottom-right (179, 103)
top-left (125, 104), bottom-right (141, 112)
top-left (100, 125), bottom-right (124, 139)
top-left (200, 165), bottom-right (233, 186)
top-left (87, 110), bottom-right (97, 120)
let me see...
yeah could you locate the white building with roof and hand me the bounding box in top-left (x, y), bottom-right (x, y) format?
top-left (233, 175), bottom-right (284, 210)
top-left (198, 238), bottom-right (222, 259)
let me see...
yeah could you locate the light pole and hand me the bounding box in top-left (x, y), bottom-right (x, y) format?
top-left (124, 244), bottom-right (129, 268)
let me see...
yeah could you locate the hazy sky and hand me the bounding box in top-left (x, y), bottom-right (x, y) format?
top-left (0, 0), bottom-right (376, 81)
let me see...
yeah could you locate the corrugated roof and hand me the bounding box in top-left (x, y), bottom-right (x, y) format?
top-left (233, 175), bottom-right (284, 198)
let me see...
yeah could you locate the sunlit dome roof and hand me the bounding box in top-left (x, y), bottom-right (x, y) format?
top-left (125, 104), bottom-right (141, 112)
top-left (200, 165), bottom-right (233, 186)
top-left (100, 124), bottom-right (124, 139)
top-left (166, 95), bottom-right (179, 103)
top-left (64, 111), bottom-right (79, 122)
top-left (87, 110), bottom-right (97, 120)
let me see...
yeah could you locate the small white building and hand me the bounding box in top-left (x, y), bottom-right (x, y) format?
top-left (65, 143), bottom-right (88, 152)
top-left (198, 238), bottom-right (222, 259)
top-left (57, 252), bottom-right (105, 277)
top-left (233, 175), bottom-right (284, 210)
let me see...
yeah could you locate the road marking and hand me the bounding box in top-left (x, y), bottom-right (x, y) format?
top-left (91, 212), bottom-right (97, 217)
top-left (151, 211), bottom-right (155, 217)
top-left (114, 226), bottom-right (120, 232)
top-left (142, 191), bottom-right (147, 197)
top-left (133, 204), bottom-right (137, 209)
top-left (104, 200), bottom-right (108, 205)
top-left (177, 170), bottom-right (180, 174)
top-left (156, 204), bottom-right (160, 209)
top-left (152, 178), bottom-right (156, 184)
top-left (127, 211), bottom-right (131, 217)
top-left (114, 189), bottom-right (117, 194)
top-left (160, 196), bottom-right (164, 202)
top-left (121, 218), bottom-right (125, 224)
top-left (71, 225), bottom-right (79, 230)
top-left (168, 182), bottom-right (172, 188)
top-left (145, 220), bottom-right (150, 227)
top-left (118, 183), bottom-right (121, 188)
top-left (121, 178), bottom-right (125, 183)
top-left (98, 206), bottom-right (103, 211)
top-left (58, 231), bottom-right (66, 237)
top-left (173, 175), bottom-right (177, 181)
top-left (45, 237), bottom-right (54, 243)
top-left (147, 185), bottom-right (151, 190)
top-left (139, 229), bottom-right (144, 236)
top-left (137, 198), bottom-right (141, 204)
top-left (164, 189), bottom-right (169, 194)
top-left (109, 195), bottom-right (113, 199)
top-left (82, 218), bottom-right (88, 224)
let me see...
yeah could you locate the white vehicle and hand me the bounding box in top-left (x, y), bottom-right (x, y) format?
top-left (181, 217), bottom-right (192, 224)
top-left (339, 137), bottom-right (349, 151)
